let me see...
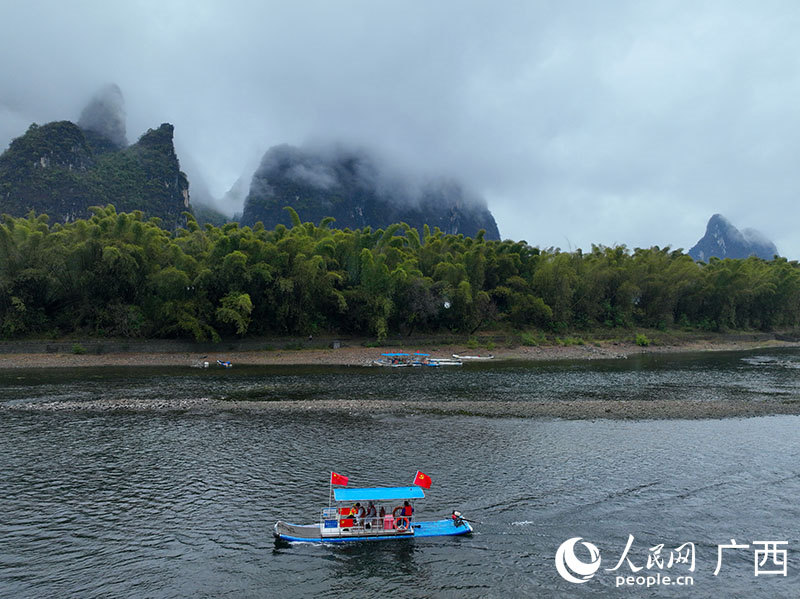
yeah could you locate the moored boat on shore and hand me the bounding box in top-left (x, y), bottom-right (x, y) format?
top-left (371, 352), bottom-right (413, 367)
top-left (452, 354), bottom-right (494, 360)
top-left (428, 357), bottom-right (463, 366)
top-left (371, 352), bottom-right (463, 367)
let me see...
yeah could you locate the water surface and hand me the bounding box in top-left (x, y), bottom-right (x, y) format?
top-left (1, 348), bottom-right (798, 597)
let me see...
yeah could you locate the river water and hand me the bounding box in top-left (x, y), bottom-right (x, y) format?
top-left (1, 349), bottom-right (798, 598)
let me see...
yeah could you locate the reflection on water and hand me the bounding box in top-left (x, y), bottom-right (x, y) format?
top-left (1, 348), bottom-right (799, 597)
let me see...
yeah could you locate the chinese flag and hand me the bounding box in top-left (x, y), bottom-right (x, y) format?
top-left (330, 471), bottom-right (349, 486)
top-left (413, 470), bottom-right (432, 489)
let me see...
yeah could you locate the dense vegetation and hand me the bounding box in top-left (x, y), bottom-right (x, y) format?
top-left (1, 206), bottom-right (799, 341)
top-left (0, 122), bottom-right (189, 229)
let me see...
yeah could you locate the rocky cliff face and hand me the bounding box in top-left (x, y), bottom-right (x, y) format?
top-left (688, 214), bottom-right (778, 261)
top-left (240, 144), bottom-right (500, 239)
top-left (0, 102), bottom-right (190, 228)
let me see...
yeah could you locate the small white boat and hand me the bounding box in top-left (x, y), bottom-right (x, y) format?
top-left (428, 357), bottom-right (463, 366)
top-left (452, 354), bottom-right (494, 360)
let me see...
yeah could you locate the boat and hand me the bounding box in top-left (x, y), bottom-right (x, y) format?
top-left (372, 352), bottom-right (413, 367)
top-left (273, 484), bottom-right (473, 543)
top-left (452, 354), bottom-right (494, 360)
top-left (372, 352), bottom-right (462, 367)
top-left (428, 357), bottom-right (463, 366)
top-left (191, 355), bottom-right (209, 368)
top-left (216, 359), bottom-right (232, 368)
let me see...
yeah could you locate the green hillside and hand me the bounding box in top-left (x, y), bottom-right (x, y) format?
top-left (0, 121), bottom-right (191, 229)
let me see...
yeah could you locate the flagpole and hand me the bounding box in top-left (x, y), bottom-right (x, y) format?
top-left (329, 473), bottom-right (332, 508)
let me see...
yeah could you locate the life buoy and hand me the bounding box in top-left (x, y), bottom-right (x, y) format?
top-left (392, 506), bottom-right (403, 517)
top-left (395, 516), bottom-right (410, 531)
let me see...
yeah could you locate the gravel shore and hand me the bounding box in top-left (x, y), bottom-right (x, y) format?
top-left (5, 396), bottom-right (800, 420)
top-left (2, 338), bottom-right (798, 420)
top-left (0, 337), bottom-right (796, 369)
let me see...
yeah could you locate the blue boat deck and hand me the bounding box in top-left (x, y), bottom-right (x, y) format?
top-left (412, 519), bottom-right (472, 538)
top-left (274, 518), bottom-right (472, 543)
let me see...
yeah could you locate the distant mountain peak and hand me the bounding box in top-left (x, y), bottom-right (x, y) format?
top-left (689, 214), bottom-right (778, 261)
top-left (78, 83), bottom-right (128, 151)
top-left (241, 143), bottom-right (500, 239)
top-left (0, 116), bottom-right (189, 228)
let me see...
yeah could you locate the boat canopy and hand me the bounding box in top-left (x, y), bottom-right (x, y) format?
top-left (334, 486), bottom-right (425, 502)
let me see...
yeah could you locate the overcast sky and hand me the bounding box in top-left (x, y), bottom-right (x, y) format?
top-left (1, 1), bottom-right (799, 257)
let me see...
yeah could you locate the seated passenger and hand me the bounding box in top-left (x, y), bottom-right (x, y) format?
top-left (352, 502), bottom-right (365, 526)
top-left (365, 501), bottom-right (377, 528)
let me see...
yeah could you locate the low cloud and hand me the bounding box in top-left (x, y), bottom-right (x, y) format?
top-left (0, 1), bottom-right (798, 255)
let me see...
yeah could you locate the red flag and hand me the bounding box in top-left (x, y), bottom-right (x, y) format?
top-left (413, 470), bottom-right (432, 489)
top-left (330, 471), bottom-right (349, 486)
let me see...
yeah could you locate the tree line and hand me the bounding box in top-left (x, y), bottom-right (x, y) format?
top-left (1, 205), bottom-right (798, 341)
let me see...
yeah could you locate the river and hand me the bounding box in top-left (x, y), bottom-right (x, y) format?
top-left (1, 348), bottom-right (798, 597)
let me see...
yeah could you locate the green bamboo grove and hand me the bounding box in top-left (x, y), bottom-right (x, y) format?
top-left (1, 205), bottom-right (799, 341)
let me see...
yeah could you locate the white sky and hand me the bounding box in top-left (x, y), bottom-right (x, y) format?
top-left (1, 0), bottom-right (798, 256)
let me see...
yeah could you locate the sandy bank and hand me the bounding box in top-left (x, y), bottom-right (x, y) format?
top-left (0, 338), bottom-right (797, 370)
top-left (2, 338), bottom-right (798, 420)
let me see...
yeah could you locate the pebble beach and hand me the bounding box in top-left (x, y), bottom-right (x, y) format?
top-left (2, 338), bottom-right (799, 419)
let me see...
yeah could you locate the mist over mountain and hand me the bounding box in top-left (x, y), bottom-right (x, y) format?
top-left (0, 86), bottom-right (190, 228)
top-left (241, 144), bottom-right (500, 239)
top-left (77, 83), bottom-right (128, 152)
top-left (688, 214), bottom-right (778, 261)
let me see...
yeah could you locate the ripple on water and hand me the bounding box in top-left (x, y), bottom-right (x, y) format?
top-left (1, 349), bottom-right (799, 597)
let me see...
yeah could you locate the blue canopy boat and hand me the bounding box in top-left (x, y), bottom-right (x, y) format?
top-left (273, 485), bottom-right (473, 543)
top-left (372, 352), bottom-right (412, 367)
top-left (371, 352), bottom-right (463, 367)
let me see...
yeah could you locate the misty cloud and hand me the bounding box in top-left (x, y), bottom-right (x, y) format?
top-left (286, 164), bottom-right (337, 190)
top-left (742, 227), bottom-right (773, 247)
top-left (1, 1), bottom-right (799, 256)
top-left (78, 83), bottom-right (128, 148)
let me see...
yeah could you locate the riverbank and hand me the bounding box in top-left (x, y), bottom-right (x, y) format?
top-left (3, 335), bottom-right (799, 420)
top-left (0, 335), bottom-right (797, 369)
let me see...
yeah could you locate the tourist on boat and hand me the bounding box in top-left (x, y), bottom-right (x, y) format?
top-left (401, 500), bottom-right (414, 519)
top-left (364, 501), bottom-right (377, 529)
top-left (352, 502), bottom-right (365, 525)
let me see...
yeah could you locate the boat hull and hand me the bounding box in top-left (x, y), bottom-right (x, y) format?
top-left (274, 518), bottom-right (473, 543)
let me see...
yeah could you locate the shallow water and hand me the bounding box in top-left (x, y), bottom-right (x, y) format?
top-left (1, 348), bottom-right (799, 597)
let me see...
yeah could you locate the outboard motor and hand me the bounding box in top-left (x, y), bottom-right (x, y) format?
top-left (451, 510), bottom-right (465, 527)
